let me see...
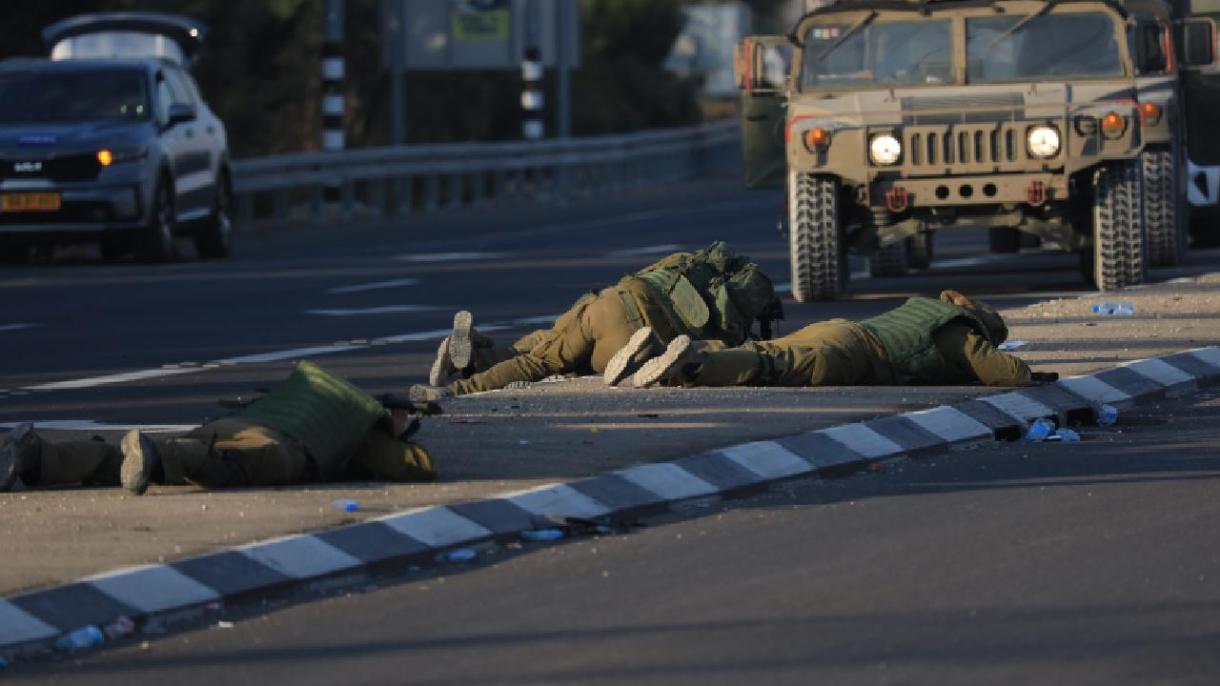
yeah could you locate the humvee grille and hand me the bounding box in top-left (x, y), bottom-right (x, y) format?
top-left (904, 123), bottom-right (1028, 170)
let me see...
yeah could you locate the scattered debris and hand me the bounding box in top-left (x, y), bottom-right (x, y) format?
top-left (519, 528), bottom-right (566, 542)
top-left (217, 621), bottom-right (235, 630)
top-left (102, 616), bottom-right (135, 640)
top-left (1091, 302), bottom-right (1135, 316)
top-left (330, 499), bottom-right (359, 513)
top-left (1097, 404), bottom-right (1118, 426)
top-left (998, 340), bottom-right (1027, 351)
top-left (445, 548), bottom-right (477, 563)
top-left (1024, 418), bottom-right (1056, 442)
top-left (54, 625), bottom-right (104, 651)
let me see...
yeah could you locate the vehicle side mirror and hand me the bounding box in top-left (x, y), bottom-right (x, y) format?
top-left (1134, 24), bottom-right (1167, 73)
top-left (1181, 19), bottom-right (1217, 67)
top-left (734, 35), bottom-right (791, 95)
top-left (167, 102), bottom-right (197, 126)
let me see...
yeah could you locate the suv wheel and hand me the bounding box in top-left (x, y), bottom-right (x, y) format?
top-left (195, 176), bottom-right (232, 259)
top-left (1142, 146), bottom-right (1186, 267)
top-left (869, 238), bottom-right (908, 277)
top-left (788, 171), bottom-right (846, 301)
top-left (1090, 160), bottom-right (1145, 291)
top-left (139, 181), bottom-right (177, 262)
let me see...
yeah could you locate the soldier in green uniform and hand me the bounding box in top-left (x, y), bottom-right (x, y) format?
top-left (0, 361), bottom-right (436, 495)
top-left (630, 290), bottom-right (1036, 389)
top-left (416, 242), bottom-right (783, 399)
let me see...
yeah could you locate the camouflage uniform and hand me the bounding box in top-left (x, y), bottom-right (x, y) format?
top-left (445, 242), bottom-right (780, 395)
top-left (3, 362), bottom-right (435, 492)
top-left (649, 291), bottom-right (1030, 388)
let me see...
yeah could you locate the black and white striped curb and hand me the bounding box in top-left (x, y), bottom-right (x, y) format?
top-left (2, 346), bottom-right (1218, 660)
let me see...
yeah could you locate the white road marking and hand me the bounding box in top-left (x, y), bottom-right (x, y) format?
top-left (216, 344), bottom-right (367, 365)
top-left (0, 323), bottom-right (38, 333)
top-left (1, 420), bottom-right (196, 432)
top-left (327, 278), bottom-right (419, 294)
top-left (307, 305), bottom-right (442, 317)
top-left (608, 244), bottom-right (683, 258)
top-left (513, 314), bottom-right (560, 326)
top-left (396, 252), bottom-right (506, 263)
top-left (24, 367), bottom-right (201, 392)
top-left (931, 254), bottom-right (1009, 270)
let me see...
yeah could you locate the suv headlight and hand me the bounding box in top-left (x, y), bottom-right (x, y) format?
top-left (1027, 126), bottom-right (1060, 159)
top-left (869, 134), bottom-right (902, 166)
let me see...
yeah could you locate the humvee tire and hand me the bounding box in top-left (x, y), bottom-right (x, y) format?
top-left (789, 171), bottom-right (845, 301)
top-left (869, 239), bottom-right (908, 277)
top-left (908, 233), bottom-right (934, 270)
top-left (1091, 160), bottom-right (1146, 291)
top-left (1142, 146), bottom-right (1185, 266)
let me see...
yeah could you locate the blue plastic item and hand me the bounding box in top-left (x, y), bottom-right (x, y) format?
top-left (330, 499), bottom-right (359, 513)
top-left (1056, 428), bottom-right (1081, 442)
top-left (445, 548), bottom-right (477, 563)
top-left (519, 528), bottom-right (566, 542)
top-left (1091, 302), bottom-right (1134, 316)
top-left (55, 625), bottom-right (104, 651)
top-left (1097, 404), bottom-right (1118, 426)
top-left (1024, 417), bottom-right (1055, 442)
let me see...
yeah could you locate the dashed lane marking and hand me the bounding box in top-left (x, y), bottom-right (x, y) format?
top-left (395, 252), bottom-right (506, 263)
top-left (327, 278), bottom-right (419, 294)
top-left (307, 305), bottom-right (443, 317)
top-left (607, 244), bottom-right (684, 258)
top-left (0, 323), bottom-right (38, 333)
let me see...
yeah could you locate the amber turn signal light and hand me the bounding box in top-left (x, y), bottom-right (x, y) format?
top-left (804, 127), bottom-right (831, 150)
top-left (1100, 112), bottom-right (1126, 138)
top-left (1140, 102), bottom-right (1162, 125)
top-left (96, 149), bottom-right (113, 167)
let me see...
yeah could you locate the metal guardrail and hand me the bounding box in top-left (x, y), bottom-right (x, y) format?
top-left (230, 119), bottom-right (741, 227)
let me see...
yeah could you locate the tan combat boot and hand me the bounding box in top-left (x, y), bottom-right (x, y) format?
top-left (633, 335), bottom-right (702, 388)
top-left (603, 327), bottom-right (665, 386)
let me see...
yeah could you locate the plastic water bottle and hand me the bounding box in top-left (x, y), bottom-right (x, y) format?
top-left (1024, 417), bottom-right (1055, 442)
top-left (1097, 404), bottom-right (1118, 426)
top-left (330, 499), bottom-right (359, 513)
top-left (445, 548), bottom-right (477, 563)
top-left (519, 528), bottom-right (566, 542)
top-left (1091, 302), bottom-right (1135, 316)
top-left (55, 625), bottom-right (104, 651)
top-left (1054, 427), bottom-right (1083, 444)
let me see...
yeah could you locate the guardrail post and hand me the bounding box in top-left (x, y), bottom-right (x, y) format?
top-left (369, 177), bottom-right (385, 217)
top-left (445, 174), bottom-right (462, 210)
top-left (273, 188), bottom-right (289, 225)
top-left (424, 175), bottom-right (440, 212)
top-left (392, 176), bottom-right (412, 216)
top-left (340, 178), bottom-right (354, 220)
top-left (237, 192), bottom-right (254, 229)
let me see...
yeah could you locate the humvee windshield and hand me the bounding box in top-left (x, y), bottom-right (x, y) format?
top-left (802, 19), bottom-right (952, 88)
top-left (966, 12), bottom-right (1123, 82)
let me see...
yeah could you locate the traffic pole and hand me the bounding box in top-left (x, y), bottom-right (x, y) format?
top-left (521, 0), bottom-right (544, 140)
top-left (322, 0), bottom-right (345, 152)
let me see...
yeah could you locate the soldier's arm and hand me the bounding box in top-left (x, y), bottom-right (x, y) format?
top-left (934, 324), bottom-right (1033, 386)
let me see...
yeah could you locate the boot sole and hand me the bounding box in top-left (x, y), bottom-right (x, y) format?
top-left (448, 311), bottom-right (475, 370)
top-left (633, 335), bottom-right (693, 388)
top-left (603, 327), bottom-right (657, 386)
top-left (120, 430), bottom-right (157, 496)
top-left (428, 337), bottom-right (452, 387)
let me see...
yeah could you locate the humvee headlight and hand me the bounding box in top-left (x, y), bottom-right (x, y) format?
top-left (869, 134), bottom-right (902, 166)
top-left (1027, 126), bottom-right (1061, 159)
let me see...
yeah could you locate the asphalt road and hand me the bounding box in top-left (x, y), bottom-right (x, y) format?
top-left (2, 173), bottom-right (1214, 426)
top-left (8, 387), bottom-right (1220, 685)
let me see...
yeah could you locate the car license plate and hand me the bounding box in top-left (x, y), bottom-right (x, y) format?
top-left (1, 192), bottom-right (61, 212)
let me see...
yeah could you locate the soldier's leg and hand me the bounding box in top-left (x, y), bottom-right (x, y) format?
top-left (448, 295), bottom-right (602, 394)
top-left (150, 418), bottom-right (312, 489)
top-left (20, 432), bottom-right (123, 488)
top-left (349, 427), bottom-right (436, 482)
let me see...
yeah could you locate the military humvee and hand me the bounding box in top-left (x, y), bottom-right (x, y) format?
top-left (1172, 0), bottom-right (1220, 249)
top-left (737, 0), bottom-right (1162, 301)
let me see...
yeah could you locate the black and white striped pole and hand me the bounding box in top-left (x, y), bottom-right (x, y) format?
top-left (521, 0), bottom-right (544, 141)
top-left (322, 0), bottom-right (345, 153)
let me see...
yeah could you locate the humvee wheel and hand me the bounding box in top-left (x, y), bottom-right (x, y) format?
top-left (1142, 146), bottom-right (1186, 267)
top-left (1091, 160), bottom-right (1146, 291)
top-left (907, 232), bottom-right (934, 270)
top-left (788, 171), bottom-right (846, 301)
top-left (869, 239), bottom-right (908, 277)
